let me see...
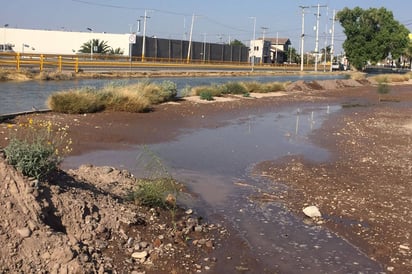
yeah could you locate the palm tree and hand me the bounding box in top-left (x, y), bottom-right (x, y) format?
top-left (109, 47), bottom-right (124, 55)
top-left (78, 39), bottom-right (111, 54)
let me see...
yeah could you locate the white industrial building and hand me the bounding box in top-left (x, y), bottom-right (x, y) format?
top-left (0, 27), bottom-right (130, 55)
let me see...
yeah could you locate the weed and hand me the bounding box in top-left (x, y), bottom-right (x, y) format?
top-left (129, 146), bottom-right (182, 217)
top-left (4, 118), bottom-right (72, 180)
top-left (218, 82), bottom-right (247, 95)
top-left (199, 90), bottom-right (215, 101)
top-left (47, 80), bottom-right (177, 114)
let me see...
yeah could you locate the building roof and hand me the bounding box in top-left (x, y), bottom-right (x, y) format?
top-left (264, 38), bottom-right (291, 45)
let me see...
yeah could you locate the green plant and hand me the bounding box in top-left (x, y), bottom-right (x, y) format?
top-left (377, 82), bottom-right (390, 102)
top-left (199, 90), bottom-right (214, 101)
top-left (218, 82), bottom-right (247, 95)
top-left (129, 146), bottom-right (181, 212)
top-left (4, 118), bottom-right (72, 180)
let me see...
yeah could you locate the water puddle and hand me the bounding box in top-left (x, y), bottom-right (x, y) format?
top-left (62, 104), bottom-right (383, 272)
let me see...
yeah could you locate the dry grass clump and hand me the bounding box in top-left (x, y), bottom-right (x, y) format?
top-left (349, 72), bottom-right (367, 81)
top-left (241, 81), bottom-right (286, 93)
top-left (47, 80), bottom-right (177, 114)
top-left (47, 87), bottom-right (105, 114)
top-left (370, 73), bottom-right (410, 83)
top-left (37, 71), bottom-right (75, 81)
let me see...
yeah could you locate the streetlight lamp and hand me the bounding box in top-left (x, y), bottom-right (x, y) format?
top-left (86, 27), bottom-right (93, 60)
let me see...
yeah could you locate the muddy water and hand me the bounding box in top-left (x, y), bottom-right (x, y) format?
top-left (63, 104), bottom-right (383, 273)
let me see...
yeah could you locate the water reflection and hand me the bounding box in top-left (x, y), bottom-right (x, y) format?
top-left (61, 104), bottom-right (383, 272)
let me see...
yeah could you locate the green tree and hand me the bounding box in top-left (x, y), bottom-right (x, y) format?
top-left (79, 39), bottom-right (111, 54)
top-left (337, 7), bottom-right (410, 70)
top-left (285, 47), bottom-right (300, 63)
top-left (229, 39), bottom-right (246, 47)
top-left (404, 39), bottom-right (412, 69)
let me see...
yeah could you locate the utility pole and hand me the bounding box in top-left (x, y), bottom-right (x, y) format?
top-left (299, 6), bottom-right (309, 71)
top-left (312, 4), bottom-right (327, 72)
top-left (249, 16), bottom-right (256, 71)
top-left (275, 31), bottom-right (278, 65)
top-left (329, 9), bottom-right (336, 72)
top-left (186, 13), bottom-right (196, 63)
top-left (141, 10), bottom-right (152, 62)
top-left (261, 27), bottom-right (268, 64)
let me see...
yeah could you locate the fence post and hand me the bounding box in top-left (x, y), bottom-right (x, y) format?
top-left (75, 57), bottom-right (79, 72)
top-left (16, 52), bottom-right (20, 71)
top-left (58, 56), bottom-right (62, 72)
top-left (40, 54), bottom-right (44, 71)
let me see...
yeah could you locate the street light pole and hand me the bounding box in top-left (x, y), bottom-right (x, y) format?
top-left (299, 6), bottom-right (309, 71)
top-left (330, 9), bottom-right (336, 72)
top-left (261, 27), bottom-right (268, 64)
top-left (141, 10), bottom-right (151, 62)
top-left (249, 17), bottom-right (256, 71)
top-left (86, 27), bottom-right (93, 60)
top-left (186, 13), bottom-right (195, 63)
top-left (312, 4), bottom-right (327, 72)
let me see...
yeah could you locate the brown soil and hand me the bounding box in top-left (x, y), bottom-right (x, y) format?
top-left (1, 78), bottom-right (412, 273)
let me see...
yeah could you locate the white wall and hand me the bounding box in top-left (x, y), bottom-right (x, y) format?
top-left (1, 27), bottom-right (130, 55)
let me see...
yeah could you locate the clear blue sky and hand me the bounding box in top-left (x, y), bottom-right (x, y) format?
top-left (2, 0), bottom-right (411, 54)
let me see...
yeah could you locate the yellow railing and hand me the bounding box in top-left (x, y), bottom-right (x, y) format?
top-left (0, 52), bottom-right (321, 72)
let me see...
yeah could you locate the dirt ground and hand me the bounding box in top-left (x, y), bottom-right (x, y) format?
top-left (1, 78), bottom-right (412, 273)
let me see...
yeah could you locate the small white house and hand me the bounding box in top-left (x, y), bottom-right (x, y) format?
top-left (0, 27), bottom-right (130, 55)
top-left (249, 39), bottom-right (271, 64)
top-left (249, 38), bottom-right (291, 64)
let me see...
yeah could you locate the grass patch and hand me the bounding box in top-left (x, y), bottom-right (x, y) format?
top-left (242, 81), bottom-right (286, 93)
top-left (47, 80), bottom-right (177, 114)
top-left (370, 73), bottom-right (410, 83)
top-left (128, 146), bottom-right (182, 211)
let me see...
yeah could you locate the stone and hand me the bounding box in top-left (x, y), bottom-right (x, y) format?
top-left (16, 227), bottom-right (31, 238)
top-left (303, 205), bottom-right (322, 218)
top-left (131, 251), bottom-right (148, 260)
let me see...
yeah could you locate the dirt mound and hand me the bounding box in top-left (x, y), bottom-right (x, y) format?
top-left (0, 154), bottom-right (226, 273)
top-left (285, 79), bottom-right (369, 92)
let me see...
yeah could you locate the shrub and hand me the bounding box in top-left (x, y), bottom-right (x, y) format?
top-left (128, 146), bottom-right (181, 210)
top-left (241, 81), bottom-right (285, 93)
top-left (193, 85), bottom-right (222, 97)
top-left (199, 90), bottom-right (214, 101)
top-left (47, 80), bottom-right (177, 114)
top-left (4, 118), bottom-right (72, 180)
top-left (218, 82), bottom-right (247, 95)
top-left (129, 178), bottom-right (180, 209)
top-left (47, 89), bottom-right (105, 114)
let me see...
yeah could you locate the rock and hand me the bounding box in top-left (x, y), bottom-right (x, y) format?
top-left (303, 205), bottom-right (322, 218)
top-left (16, 227), bottom-right (31, 238)
top-left (205, 240), bottom-right (214, 248)
top-left (185, 209), bottom-right (193, 215)
top-left (102, 166), bottom-right (114, 174)
top-left (131, 251), bottom-right (148, 260)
